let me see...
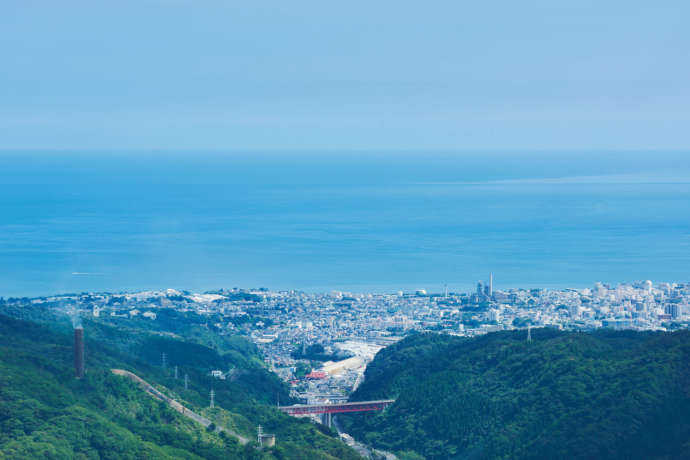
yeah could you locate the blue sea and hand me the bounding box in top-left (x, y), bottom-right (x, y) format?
top-left (1, 152), bottom-right (689, 297)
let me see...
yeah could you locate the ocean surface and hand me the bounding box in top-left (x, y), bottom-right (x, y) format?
top-left (1, 152), bottom-right (689, 297)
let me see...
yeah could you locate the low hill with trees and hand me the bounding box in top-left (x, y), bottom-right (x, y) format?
top-left (340, 328), bottom-right (690, 460)
top-left (0, 313), bottom-right (362, 459)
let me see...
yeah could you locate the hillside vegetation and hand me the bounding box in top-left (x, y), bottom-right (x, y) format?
top-left (340, 329), bottom-right (690, 460)
top-left (0, 313), bottom-right (361, 459)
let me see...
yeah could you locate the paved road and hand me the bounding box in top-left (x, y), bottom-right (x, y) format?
top-left (333, 415), bottom-right (397, 460)
top-left (111, 369), bottom-right (249, 445)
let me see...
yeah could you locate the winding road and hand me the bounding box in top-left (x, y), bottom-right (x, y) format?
top-left (111, 369), bottom-right (249, 445)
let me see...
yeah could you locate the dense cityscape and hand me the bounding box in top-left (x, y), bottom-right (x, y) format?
top-left (5, 277), bottom-right (689, 409)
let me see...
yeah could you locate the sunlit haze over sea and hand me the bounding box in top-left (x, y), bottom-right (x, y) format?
top-left (1, 151), bottom-right (689, 298)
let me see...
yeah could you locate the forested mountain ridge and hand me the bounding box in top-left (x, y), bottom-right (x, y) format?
top-left (1, 301), bottom-right (291, 407)
top-left (340, 329), bottom-right (690, 460)
top-left (0, 313), bottom-right (362, 459)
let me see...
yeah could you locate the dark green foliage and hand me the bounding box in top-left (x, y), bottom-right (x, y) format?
top-left (291, 343), bottom-right (352, 362)
top-left (0, 314), bottom-right (361, 460)
top-left (71, 312), bottom-right (291, 406)
top-left (340, 329), bottom-right (690, 460)
top-left (293, 362), bottom-right (312, 379)
top-left (137, 335), bottom-right (252, 370)
top-left (0, 315), bottom-right (236, 459)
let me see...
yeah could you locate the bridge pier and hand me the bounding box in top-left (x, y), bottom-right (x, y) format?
top-left (321, 412), bottom-right (332, 428)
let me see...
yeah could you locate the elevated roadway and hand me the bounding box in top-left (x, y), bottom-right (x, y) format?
top-left (278, 399), bottom-right (394, 428)
top-left (278, 399), bottom-right (394, 416)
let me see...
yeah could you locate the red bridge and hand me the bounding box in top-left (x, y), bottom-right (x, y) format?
top-left (278, 399), bottom-right (394, 416)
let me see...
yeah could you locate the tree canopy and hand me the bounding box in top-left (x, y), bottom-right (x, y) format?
top-left (340, 329), bottom-right (690, 460)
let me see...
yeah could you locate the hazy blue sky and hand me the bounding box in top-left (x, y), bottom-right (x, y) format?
top-left (1, 1), bottom-right (689, 151)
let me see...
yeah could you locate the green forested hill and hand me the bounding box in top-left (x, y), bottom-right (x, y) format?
top-left (340, 329), bottom-right (690, 460)
top-left (0, 314), bottom-right (361, 459)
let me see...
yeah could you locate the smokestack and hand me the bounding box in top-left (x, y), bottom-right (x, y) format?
top-left (74, 327), bottom-right (85, 378)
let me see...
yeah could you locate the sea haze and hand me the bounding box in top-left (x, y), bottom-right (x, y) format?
top-left (1, 151), bottom-right (689, 297)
